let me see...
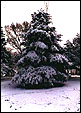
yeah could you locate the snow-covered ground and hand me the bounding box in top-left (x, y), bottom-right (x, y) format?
top-left (1, 77), bottom-right (80, 112)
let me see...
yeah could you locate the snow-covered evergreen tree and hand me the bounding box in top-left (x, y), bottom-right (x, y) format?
top-left (1, 27), bottom-right (13, 77)
top-left (12, 9), bottom-right (69, 88)
top-left (64, 33), bottom-right (80, 73)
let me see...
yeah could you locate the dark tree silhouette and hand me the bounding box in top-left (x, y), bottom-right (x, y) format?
top-left (1, 27), bottom-right (14, 77)
top-left (5, 21), bottom-right (29, 53)
top-left (64, 33), bottom-right (80, 74)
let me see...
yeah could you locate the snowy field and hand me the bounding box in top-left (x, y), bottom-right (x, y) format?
top-left (1, 77), bottom-right (80, 112)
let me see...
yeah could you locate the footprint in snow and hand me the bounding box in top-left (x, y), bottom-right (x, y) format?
top-left (5, 99), bottom-right (10, 101)
top-left (47, 102), bottom-right (52, 105)
top-left (10, 105), bottom-right (12, 108)
top-left (15, 108), bottom-right (17, 110)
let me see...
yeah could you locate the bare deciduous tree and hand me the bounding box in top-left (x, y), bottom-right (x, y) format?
top-left (5, 21), bottom-right (29, 53)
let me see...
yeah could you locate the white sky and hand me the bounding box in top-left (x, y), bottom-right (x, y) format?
top-left (1, 1), bottom-right (80, 46)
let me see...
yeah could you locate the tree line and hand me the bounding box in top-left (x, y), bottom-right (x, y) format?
top-left (1, 9), bottom-right (80, 88)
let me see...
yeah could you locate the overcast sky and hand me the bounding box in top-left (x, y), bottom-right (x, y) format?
top-left (1, 1), bottom-right (80, 46)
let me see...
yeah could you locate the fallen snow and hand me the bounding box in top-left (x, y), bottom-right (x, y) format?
top-left (1, 77), bottom-right (80, 112)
